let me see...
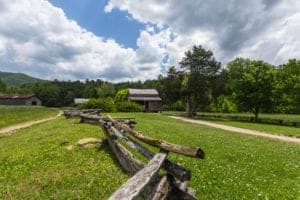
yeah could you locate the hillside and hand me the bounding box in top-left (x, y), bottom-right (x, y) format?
top-left (0, 71), bottom-right (45, 86)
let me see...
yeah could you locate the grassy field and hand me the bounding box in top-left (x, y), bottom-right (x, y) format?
top-left (164, 111), bottom-right (300, 137)
top-left (0, 118), bottom-right (128, 199)
top-left (196, 112), bottom-right (300, 121)
top-left (0, 106), bottom-right (59, 129)
top-left (113, 113), bottom-right (300, 199)
top-left (196, 117), bottom-right (300, 137)
top-left (0, 112), bottom-right (299, 199)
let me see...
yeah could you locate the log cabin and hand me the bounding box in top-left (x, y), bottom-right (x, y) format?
top-left (0, 94), bottom-right (41, 106)
top-left (127, 88), bottom-right (162, 112)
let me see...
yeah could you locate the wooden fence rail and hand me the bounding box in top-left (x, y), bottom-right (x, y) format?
top-left (64, 109), bottom-right (205, 200)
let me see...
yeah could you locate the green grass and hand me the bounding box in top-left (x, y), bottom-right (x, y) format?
top-left (1, 112), bottom-right (299, 199)
top-left (197, 112), bottom-right (300, 121)
top-left (198, 117), bottom-right (300, 137)
top-left (0, 106), bottom-right (59, 128)
top-left (0, 117), bottom-right (128, 199)
top-left (111, 113), bottom-right (300, 200)
top-left (163, 111), bottom-right (300, 127)
top-left (163, 111), bottom-right (300, 137)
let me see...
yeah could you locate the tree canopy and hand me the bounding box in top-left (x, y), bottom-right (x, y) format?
top-left (227, 58), bottom-right (275, 121)
top-left (180, 45), bottom-right (221, 117)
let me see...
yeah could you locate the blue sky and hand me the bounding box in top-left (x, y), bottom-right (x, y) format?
top-left (50, 0), bottom-right (143, 48)
top-left (0, 0), bottom-right (299, 81)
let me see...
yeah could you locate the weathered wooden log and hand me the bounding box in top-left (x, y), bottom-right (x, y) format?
top-left (114, 141), bottom-right (145, 174)
top-left (109, 152), bottom-right (168, 200)
top-left (147, 175), bottom-right (171, 200)
top-left (167, 176), bottom-right (197, 200)
top-left (63, 110), bottom-right (81, 117)
top-left (110, 126), bottom-right (191, 181)
top-left (179, 180), bottom-right (189, 191)
top-left (99, 122), bottom-right (144, 175)
top-left (79, 114), bottom-right (136, 127)
top-left (169, 187), bottom-right (197, 200)
top-left (79, 109), bottom-right (102, 113)
top-left (107, 115), bottom-right (205, 159)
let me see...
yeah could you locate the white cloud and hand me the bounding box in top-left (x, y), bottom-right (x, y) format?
top-left (0, 0), bottom-right (167, 81)
top-left (105, 0), bottom-right (300, 65)
top-left (0, 0), bottom-right (299, 82)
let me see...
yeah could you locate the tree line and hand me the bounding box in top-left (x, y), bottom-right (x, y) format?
top-left (0, 45), bottom-right (299, 119)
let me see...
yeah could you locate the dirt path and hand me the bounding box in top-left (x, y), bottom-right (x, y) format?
top-left (0, 112), bottom-right (62, 136)
top-left (169, 116), bottom-right (300, 143)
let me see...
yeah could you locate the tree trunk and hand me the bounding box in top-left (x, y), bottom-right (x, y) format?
top-left (186, 96), bottom-right (196, 118)
top-left (254, 107), bottom-right (259, 122)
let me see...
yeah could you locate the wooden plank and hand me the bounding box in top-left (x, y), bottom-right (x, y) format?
top-left (107, 115), bottom-right (205, 159)
top-left (167, 176), bottom-right (197, 200)
top-left (147, 175), bottom-right (171, 200)
top-left (109, 152), bottom-right (168, 200)
top-left (179, 180), bottom-right (189, 191)
top-left (111, 126), bottom-right (191, 181)
top-left (79, 109), bottom-right (102, 113)
top-left (99, 122), bottom-right (144, 175)
top-left (79, 114), bottom-right (135, 123)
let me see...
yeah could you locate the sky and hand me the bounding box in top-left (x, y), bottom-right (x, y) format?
top-left (0, 0), bottom-right (299, 82)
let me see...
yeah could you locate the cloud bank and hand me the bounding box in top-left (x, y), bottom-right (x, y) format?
top-left (0, 0), bottom-right (299, 81)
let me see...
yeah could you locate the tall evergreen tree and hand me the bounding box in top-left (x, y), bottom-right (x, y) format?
top-left (180, 45), bottom-right (221, 117)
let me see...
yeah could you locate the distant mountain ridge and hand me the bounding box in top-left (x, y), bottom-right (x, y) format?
top-left (0, 71), bottom-right (45, 86)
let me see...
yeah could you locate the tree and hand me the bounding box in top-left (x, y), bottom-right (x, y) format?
top-left (273, 59), bottom-right (300, 113)
top-left (114, 89), bottom-right (128, 102)
top-left (180, 45), bottom-right (221, 117)
top-left (161, 66), bottom-right (184, 104)
top-left (97, 83), bottom-right (115, 98)
top-left (83, 85), bottom-right (98, 98)
top-left (0, 80), bottom-right (6, 93)
top-left (32, 82), bottom-right (61, 107)
top-left (227, 58), bottom-right (275, 121)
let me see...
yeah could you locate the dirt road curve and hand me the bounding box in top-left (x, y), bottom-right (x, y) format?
top-left (0, 112), bottom-right (62, 136)
top-left (169, 116), bottom-right (300, 143)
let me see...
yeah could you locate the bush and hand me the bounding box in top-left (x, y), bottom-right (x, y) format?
top-left (210, 95), bottom-right (237, 113)
top-left (163, 100), bottom-right (185, 111)
top-left (114, 89), bottom-right (128, 102)
top-left (116, 101), bottom-right (142, 112)
top-left (78, 97), bottom-right (116, 112)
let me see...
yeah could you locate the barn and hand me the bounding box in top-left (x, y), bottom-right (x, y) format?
top-left (128, 88), bottom-right (162, 112)
top-left (0, 94), bottom-right (42, 106)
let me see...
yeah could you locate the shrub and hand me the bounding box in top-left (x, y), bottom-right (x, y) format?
top-left (116, 101), bottom-right (142, 112)
top-left (114, 89), bottom-right (128, 102)
top-left (211, 95), bottom-right (237, 113)
top-left (78, 97), bottom-right (116, 112)
top-left (163, 100), bottom-right (185, 111)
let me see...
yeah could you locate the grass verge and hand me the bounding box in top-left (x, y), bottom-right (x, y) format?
top-left (0, 117), bottom-right (128, 199)
top-left (110, 113), bottom-right (300, 199)
top-left (1, 113), bottom-right (299, 199)
top-left (0, 106), bottom-right (59, 129)
top-left (197, 117), bottom-right (300, 137)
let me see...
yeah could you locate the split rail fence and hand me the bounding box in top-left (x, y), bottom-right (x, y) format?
top-left (64, 109), bottom-right (205, 200)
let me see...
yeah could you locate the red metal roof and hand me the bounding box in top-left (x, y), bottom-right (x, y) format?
top-left (0, 94), bottom-right (35, 99)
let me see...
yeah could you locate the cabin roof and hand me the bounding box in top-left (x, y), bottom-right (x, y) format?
top-left (0, 94), bottom-right (35, 99)
top-left (128, 88), bottom-right (159, 96)
top-left (74, 98), bottom-right (89, 104)
top-left (128, 96), bottom-right (162, 101)
top-left (128, 88), bottom-right (161, 101)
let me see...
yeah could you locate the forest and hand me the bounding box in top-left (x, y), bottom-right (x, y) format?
top-left (0, 45), bottom-right (299, 119)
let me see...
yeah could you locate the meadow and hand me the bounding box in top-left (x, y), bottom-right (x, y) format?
top-left (0, 110), bottom-right (299, 199)
top-left (164, 111), bottom-right (300, 137)
top-left (0, 106), bottom-right (59, 128)
top-left (195, 117), bottom-right (300, 137)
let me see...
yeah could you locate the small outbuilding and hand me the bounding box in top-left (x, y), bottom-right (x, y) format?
top-left (0, 94), bottom-right (41, 106)
top-left (128, 88), bottom-right (162, 112)
top-left (74, 98), bottom-right (89, 105)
